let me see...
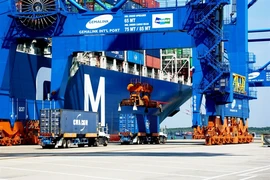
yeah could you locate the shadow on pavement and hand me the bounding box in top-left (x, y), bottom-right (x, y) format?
top-left (0, 151), bottom-right (234, 158)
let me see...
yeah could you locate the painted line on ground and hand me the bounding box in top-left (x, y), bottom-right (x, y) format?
top-left (203, 165), bottom-right (270, 180)
top-left (0, 166), bottom-right (124, 180)
top-left (1, 159), bottom-right (207, 179)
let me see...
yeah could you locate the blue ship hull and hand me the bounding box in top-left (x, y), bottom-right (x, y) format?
top-left (2, 52), bottom-right (192, 134)
top-left (65, 65), bottom-right (192, 134)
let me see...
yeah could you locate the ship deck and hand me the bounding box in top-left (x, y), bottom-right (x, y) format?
top-left (0, 139), bottom-right (269, 180)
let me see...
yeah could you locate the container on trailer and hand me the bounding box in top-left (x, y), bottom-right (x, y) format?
top-left (136, 114), bottom-right (150, 134)
top-left (119, 113), bottom-right (138, 134)
top-left (40, 109), bottom-right (98, 135)
top-left (148, 115), bottom-right (159, 134)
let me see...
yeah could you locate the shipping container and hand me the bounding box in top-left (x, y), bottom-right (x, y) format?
top-left (39, 109), bottom-right (109, 148)
top-left (127, 51), bottom-right (144, 65)
top-left (148, 115), bottom-right (159, 134)
top-left (146, 49), bottom-right (160, 58)
top-left (119, 114), bottom-right (138, 134)
top-left (145, 0), bottom-right (160, 8)
top-left (118, 113), bottom-right (166, 144)
top-left (105, 51), bottom-right (124, 60)
top-left (122, 1), bottom-right (143, 10)
top-left (146, 55), bottom-right (160, 69)
top-left (133, 0), bottom-right (160, 8)
top-left (94, 2), bottom-right (113, 11)
top-left (40, 109), bottom-right (98, 135)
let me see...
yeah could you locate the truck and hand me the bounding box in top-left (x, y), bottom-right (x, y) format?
top-left (118, 113), bottom-right (167, 145)
top-left (39, 109), bottom-right (110, 148)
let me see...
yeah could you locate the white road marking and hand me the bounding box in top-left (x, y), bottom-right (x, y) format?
top-left (0, 166), bottom-right (123, 180)
top-left (203, 165), bottom-right (270, 180)
top-left (240, 167), bottom-right (270, 176)
top-left (0, 159), bottom-right (207, 179)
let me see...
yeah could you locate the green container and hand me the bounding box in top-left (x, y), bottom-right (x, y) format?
top-left (94, 2), bottom-right (113, 11)
top-left (176, 49), bottom-right (183, 56)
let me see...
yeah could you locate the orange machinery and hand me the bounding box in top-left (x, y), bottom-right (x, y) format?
top-left (0, 120), bottom-right (40, 146)
top-left (120, 79), bottom-right (163, 112)
top-left (193, 116), bottom-right (253, 145)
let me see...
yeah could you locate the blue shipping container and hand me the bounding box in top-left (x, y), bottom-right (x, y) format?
top-left (148, 115), bottom-right (159, 134)
top-left (60, 109), bottom-right (98, 134)
top-left (146, 49), bottom-right (161, 58)
top-left (105, 51), bottom-right (124, 60)
top-left (127, 51), bottom-right (144, 65)
top-left (119, 113), bottom-right (138, 134)
top-left (40, 109), bottom-right (98, 135)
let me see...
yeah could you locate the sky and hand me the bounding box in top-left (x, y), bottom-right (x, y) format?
top-left (161, 0), bottom-right (270, 128)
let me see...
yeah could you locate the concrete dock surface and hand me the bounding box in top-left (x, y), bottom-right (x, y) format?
top-left (0, 139), bottom-right (269, 180)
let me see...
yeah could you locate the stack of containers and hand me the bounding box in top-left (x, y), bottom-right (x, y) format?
top-left (133, 0), bottom-right (160, 8)
top-left (122, 0), bottom-right (143, 10)
top-left (145, 49), bottom-right (161, 77)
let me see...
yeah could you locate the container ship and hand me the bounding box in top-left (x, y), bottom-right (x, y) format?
top-left (12, 39), bottom-right (192, 134)
top-left (0, 0), bottom-right (192, 145)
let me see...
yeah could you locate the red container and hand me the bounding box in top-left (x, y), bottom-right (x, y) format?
top-left (145, 0), bottom-right (159, 8)
top-left (133, 0), bottom-right (160, 8)
top-left (146, 55), bottom-right (160, 69)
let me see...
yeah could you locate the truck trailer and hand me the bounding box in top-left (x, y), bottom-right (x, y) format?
top-left (118, 113), bottom-right (167, 144)
top-left (39, 109), bottom-right (109, 148)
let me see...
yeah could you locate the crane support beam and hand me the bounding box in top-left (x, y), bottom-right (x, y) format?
top-left (248, 38), bottom-right (270, 42)
top-left (10, 6), bottom-right (188, 38)
top-left (52, 32), bottom-right (194, 52)
top-left (248, 29), bottom-right (270, 33)
top-left (248, 0), bottom-right (258, 9)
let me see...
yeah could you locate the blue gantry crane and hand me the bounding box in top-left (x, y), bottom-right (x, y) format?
top-left (183, 0), bottom-right (256, 145)
top-left (0, 0), bottom-right (256, 145)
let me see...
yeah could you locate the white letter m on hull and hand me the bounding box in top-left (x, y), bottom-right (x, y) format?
top-left (84, 74), bottom-right (105, 126)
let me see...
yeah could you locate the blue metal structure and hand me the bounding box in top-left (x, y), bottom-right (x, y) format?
top-left (183, 0), bottom-right (257, 129)
top-left (249, 61), bottom-right (270, 87)
top-left (0, 0), bottom-right (258, 145)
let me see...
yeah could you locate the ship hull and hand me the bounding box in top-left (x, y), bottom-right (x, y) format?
top-left (65, 65), bottom-right (192, 134)
top-left (3, 52), bottom-right (191, 135)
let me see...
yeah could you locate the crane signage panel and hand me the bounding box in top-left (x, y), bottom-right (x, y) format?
top-left (78, 12), bottom-right (176, 35)
top-left (248, 71), bottom-right (270, 82)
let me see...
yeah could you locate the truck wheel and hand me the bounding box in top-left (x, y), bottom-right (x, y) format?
top-left (156, 138), bottom-right (161, 144)
top-left (94, 140), bottom-right (99, 147)
top-left (61, 139), bottom-right (66, 148)
top-left (138, 137), bottom-right (142, 144)
top-left (66, 140), bottom-right (71, 148)
top-left (103, 138), bottom-right (108, 146)
top-left (163, 137), bottom-right (167, 144)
